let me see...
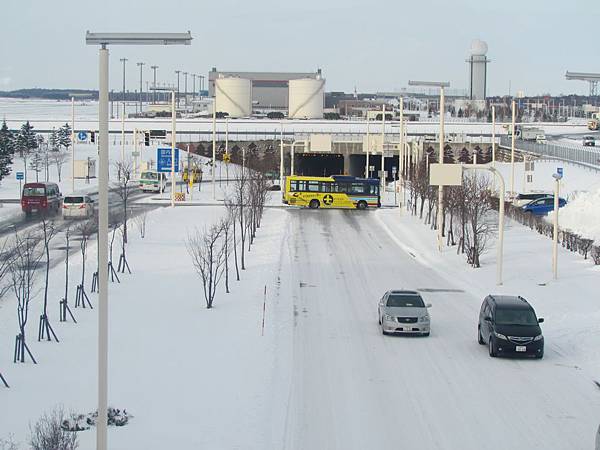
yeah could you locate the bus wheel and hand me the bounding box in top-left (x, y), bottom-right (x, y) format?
top-left (357, 200), bottom-right (368, 210)
top-left (309, 199), bottom-right (320, 209)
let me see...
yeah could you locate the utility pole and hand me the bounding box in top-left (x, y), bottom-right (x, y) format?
top-left (119, 58), bottom-right (127, 104)
top-left (175, 70), bottom-right (181, 108)
top-left (137, 62), bottom-right (144, 113)
top-left (183, 72), bottom-right (188, 110)
top-left (151, 65), bottom-right (158, 104)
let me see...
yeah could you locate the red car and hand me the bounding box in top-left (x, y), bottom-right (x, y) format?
top-left (21, 182), bottom-right (62, 216)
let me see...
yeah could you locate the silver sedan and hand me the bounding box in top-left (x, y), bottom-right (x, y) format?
top-left (378, 290), bottom-right (431, 336)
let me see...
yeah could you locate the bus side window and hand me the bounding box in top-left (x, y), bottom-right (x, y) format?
top-left (296, 180), bottom-right (307, 192)
top-left (351, 183), bottom-right (365, 194)
top-left (320, 182), bottom-right (331, 193)
top-left (290, 181), bottom-right (297, 192)
top-left (307, 181), bottom-right (319, 192)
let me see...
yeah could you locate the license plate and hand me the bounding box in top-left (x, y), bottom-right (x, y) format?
top-left (515, 346), bottom-right (526, 352)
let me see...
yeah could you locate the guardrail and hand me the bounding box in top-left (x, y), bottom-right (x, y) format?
top-left (499, 136), bottom-right (600, 168)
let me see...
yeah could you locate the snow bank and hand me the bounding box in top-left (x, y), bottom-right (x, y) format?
top-left (554, 187), bottom-right (600, 242)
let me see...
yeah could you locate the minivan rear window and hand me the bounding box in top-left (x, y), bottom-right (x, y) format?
top-left (141, 172), bottom-right (159, 180)
top-left (64, 196), bottom-right (84, 204)
top-left (495, 309), bottom-right (538, 326)
top-left (387, 294), bottom-right (425, 308)
top-left (23, 187), bottom-right (45, 196)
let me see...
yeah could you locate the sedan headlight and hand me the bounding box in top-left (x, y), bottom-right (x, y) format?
top-left (493, 331), bottom-right (507, 340)
top-left (419, 315), bottom-right (430, 322)
top-left (533, 334), bottom-right (543, 341)
top-left (383, 314), bottom-right (395, 321)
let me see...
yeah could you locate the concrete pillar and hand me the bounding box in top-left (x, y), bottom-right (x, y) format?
top-left (343, 150), bottom-right (351, 175)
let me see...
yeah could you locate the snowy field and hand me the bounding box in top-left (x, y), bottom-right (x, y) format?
top-left (1, 181), bottom-right (600, 449)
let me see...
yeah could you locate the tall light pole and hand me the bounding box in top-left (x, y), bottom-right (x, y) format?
top-left (552, 171), bottom-right (562, 279)
top-left (192, 73), bottom-right (197, 103)
top-left (365, 110), bottom-right (370, 178)
top-left (171, 90), bottom-right (176, 207)
top-left (380, 104), bottom-right (386, 193)
top-left (71, 97), bottom-right (75, 192)
top-left (409, 80), bottom-right (450, 251)
top-left (86, 31), bottom-right (192, 450)
top-left (151, 65), bottom-right (158, 104)
top-left (212, 102), bottom-right (216, 199)
top-left (119, 58), bottom-right (127, 105)
top-left (183, 71), bottom-right (188, 109)
top-left (199, 75), bottom-right (205, 97)
top-left (175, 70), bottom-right (181, 108)
top-left (510, 100), bottom-right (516, 195)
top-left (399, 96), bottom-right (404, 213)
top-left (137, 62), bottom-right (144, 113)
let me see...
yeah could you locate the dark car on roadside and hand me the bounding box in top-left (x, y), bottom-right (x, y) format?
top-left (21, 182), bottom-right (62, 216)
top-left (478, 295), bottom-right (544, 359)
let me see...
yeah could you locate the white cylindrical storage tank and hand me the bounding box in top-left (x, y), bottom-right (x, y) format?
top-left (288, 78), bottom-right (325, 119)
top-left (215, 77), bottom-right (252, 118)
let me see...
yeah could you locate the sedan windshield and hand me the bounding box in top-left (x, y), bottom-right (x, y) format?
top-left (495, 309), bottom-right (538, 325)
top-left (387, 294), bottom-right (425, 308)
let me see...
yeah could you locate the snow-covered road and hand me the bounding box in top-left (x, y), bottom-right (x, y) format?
top-left (274, 209), bottom-right (598, 450)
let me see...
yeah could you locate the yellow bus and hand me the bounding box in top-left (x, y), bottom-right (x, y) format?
top-left (283, 175), bottom-right (380, 210)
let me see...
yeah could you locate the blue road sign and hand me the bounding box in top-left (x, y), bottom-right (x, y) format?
top-left (157, 148), bottom-right (180, 173)
top-left (557, 167), bottom-right (563, 177)
top-left (16, 171), bottom-right (24, 180)
top-left (78, 131), bottom-right (88, 141)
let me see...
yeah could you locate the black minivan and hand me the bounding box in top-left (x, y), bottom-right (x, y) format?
top-left (478, 295), bottom-right (544, 359)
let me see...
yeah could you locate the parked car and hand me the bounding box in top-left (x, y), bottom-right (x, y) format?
top-left (21, 182), bottom-right (62, 216)
top-left (512, 192), bottom-right (552, 207)
top-left (62, 194), bottom-right (94, 219)
top-left (377, 290), bottom-right (431, 336)
top-left (583, 135), bottom-right (596, 147)
top-left (139, 171), bottom-right (167, 193)
top-left (522, 196), bottom-right (567, 216)
top-left (478, 295), bottom-right (544, 359)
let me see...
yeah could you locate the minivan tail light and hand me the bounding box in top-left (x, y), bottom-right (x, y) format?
top-left (78, 204), bottom-right (86, 209)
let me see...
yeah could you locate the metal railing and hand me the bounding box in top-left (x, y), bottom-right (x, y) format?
top-left (499, 136), bottom-right (600, 168)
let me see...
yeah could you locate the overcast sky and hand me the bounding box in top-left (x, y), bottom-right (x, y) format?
top-left (0, 0), bottom-right (597, 96)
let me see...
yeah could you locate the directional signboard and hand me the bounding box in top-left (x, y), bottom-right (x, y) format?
top-left (16, 171), bottom-right (24, 180)
top-left (157, 148), bottom-right (180, 173)
top-left (557, 167), bottom-right (563, 177)
top-left (77, 131), bottom-right (88, 141)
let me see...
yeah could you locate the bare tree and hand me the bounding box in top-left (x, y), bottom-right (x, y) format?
top-left (114, 161), bottom-right (134, 273)
top-left (134, 211), bottom-right (148, 239)
top-left (29, 407), bottom-right (78, 450)
top-left (225, 201), bottom-right (240, 281)
top-left (74, 220), bottom-right (96, 309)
top-left (60, 226), bottom-right (76, 323)
top-left (186, 221), bottom-right (228, 309)
top-left (108, 219), bottom-right (121, 282)
top-left (49, 150), bottom-right (69, 182)
top-left (9, 230), bottom-right (43, 363)
top-left (38, 218), bottom-right (59, 342)
top-left (231, 166), bottom-right (249, 270)
top-left (462, 172), bottom-right (495, 268)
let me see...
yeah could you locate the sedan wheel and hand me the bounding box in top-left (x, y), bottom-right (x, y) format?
top-left (478, 327), bottom-right (485, 345)
top-left (488, 339), bottom-right (497, 357)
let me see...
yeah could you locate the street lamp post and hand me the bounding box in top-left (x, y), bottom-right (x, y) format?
top-left (510, 100), bottom-right (516, 196)
top-left (552, 171), bottom-right (562, 279)
top-left (151, 65), bottom-right (159, 104)
top-left (408, 80), bottom-right (450, 251)
top-left (71, 97), bottom-right (75, 193)
top-left (365, 110), bottom-right (370, 178)
top-left (137, 62), bottom-right (144, 113)
top-left (183, 72), bottom-right (188, 110)
top-left (85, 31), bottom-right (191, 450)
top-left (380, 104), bottom-right (386, 194)
top-left (192, 74), bottom-right (197, 103)
top-left (119, 58), bottom-right (127, 104)
top-left (175, 70), bottom-right (181, 108)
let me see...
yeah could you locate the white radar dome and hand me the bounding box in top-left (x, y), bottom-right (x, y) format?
top-left (470, 39), bottom-right (488, 56)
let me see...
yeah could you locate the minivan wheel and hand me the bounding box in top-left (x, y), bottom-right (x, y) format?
top-left (536, 349), bottom-right (544, 359)
top-left (309, 199), bottom-right (320, 209)
top-left (478, 327), bottom-right (485, 345)
top-left (488, 339), bottom-right (497, 357)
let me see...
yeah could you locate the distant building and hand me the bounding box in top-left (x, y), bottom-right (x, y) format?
top-left (208, 68), bottom-right (322, 111)
top-left (466, 39), bottom-right (490, 100)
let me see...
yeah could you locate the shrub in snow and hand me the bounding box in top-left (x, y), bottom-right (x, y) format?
top-left (29, 407), bottom-right (78, 450)
top-left (591, 246), bottom-right (600, 265)
top-left (62, 407), bottom-right (132, 431)
top-left (0, 435), bottom-right (18, 450)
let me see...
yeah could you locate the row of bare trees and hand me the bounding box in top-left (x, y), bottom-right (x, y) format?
top-left (187, 166), bottom-right (270, 309)
top-left (405, 157), bottom-right (495, 268)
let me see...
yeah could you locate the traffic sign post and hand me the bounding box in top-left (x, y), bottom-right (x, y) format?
top-left (16, 171), bottom-right (24, 195)
top-left (157, 148), bottom-right (180, 173)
